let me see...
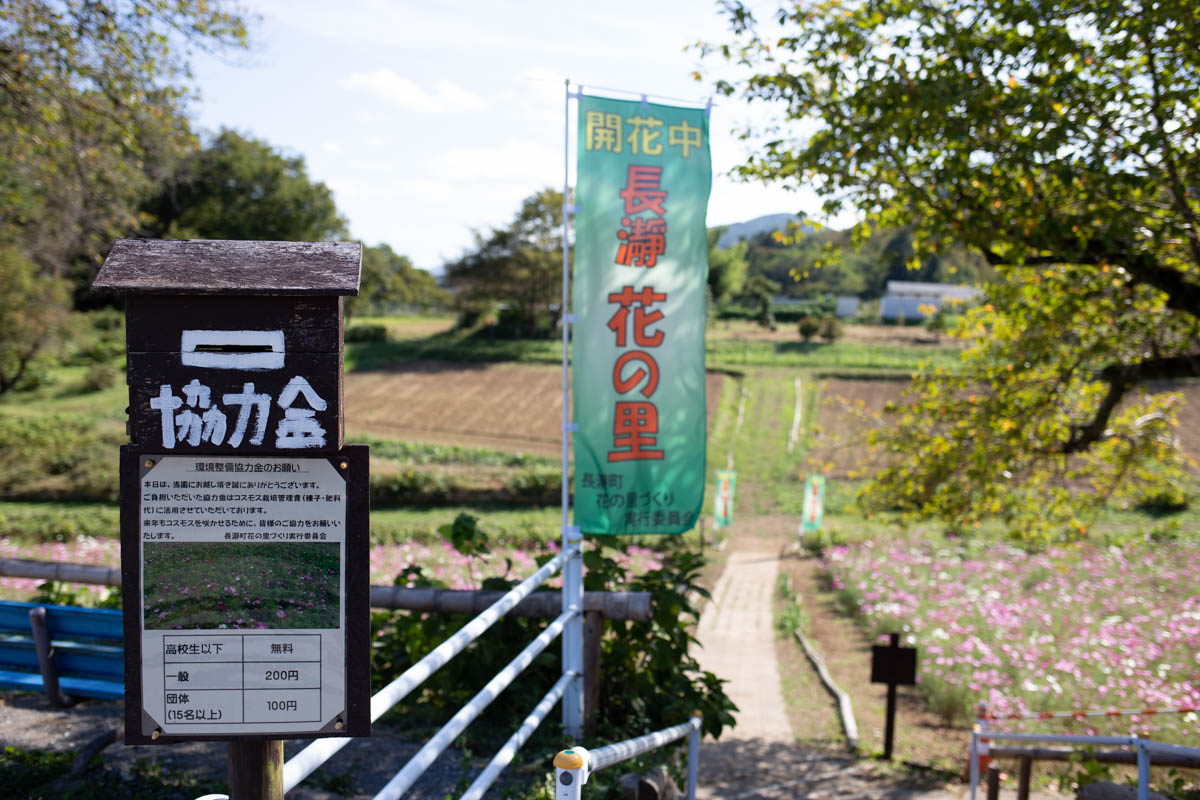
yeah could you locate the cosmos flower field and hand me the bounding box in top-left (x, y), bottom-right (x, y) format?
top-left (823, 538), bottom-right (1200, 740)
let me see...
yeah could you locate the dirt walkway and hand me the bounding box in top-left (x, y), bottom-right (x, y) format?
top-left (694, 550), bottom-right (792, 743)
top-left (690, 518), bottom-right (1060, 800)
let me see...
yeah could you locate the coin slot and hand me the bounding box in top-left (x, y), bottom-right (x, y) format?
top-left (181, 330), bottom-right (285, 370)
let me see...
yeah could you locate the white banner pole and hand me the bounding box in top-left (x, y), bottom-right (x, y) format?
top-left (561, 77), bottom-right (584, 737)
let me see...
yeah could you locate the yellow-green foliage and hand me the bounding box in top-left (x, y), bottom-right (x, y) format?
top-left (861, 265), bottom-right (1194, 544)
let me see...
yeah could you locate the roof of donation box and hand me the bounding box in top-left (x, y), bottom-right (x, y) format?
top-left (93, 238), bottom-right (362, 296)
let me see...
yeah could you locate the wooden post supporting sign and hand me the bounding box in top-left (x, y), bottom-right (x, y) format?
top-left (93, 239), bottom-right (371, 800)
top-left (870, 632), bottom-right (917, 760)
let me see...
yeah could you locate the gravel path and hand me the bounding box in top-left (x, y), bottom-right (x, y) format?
top-left (0, 693), bottom-right (475, 798)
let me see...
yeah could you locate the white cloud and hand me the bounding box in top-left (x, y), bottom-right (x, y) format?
top-left (500, 68), bottom-right (566, 130)
top-left (426, 138), bottom-right (557, 185)
top-left (320, 141), bottom-right (343, 153)
top-left (342, 69), bottom-right (487, 113)
top-left (366, 135), bottom-right (385, 147)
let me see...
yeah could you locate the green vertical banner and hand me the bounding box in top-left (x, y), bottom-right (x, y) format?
top-left (572, 94), bottom-right (711, 535)
top-left (801, 475), bottom-right (826, 534)
top-left (713, 470), bottom-right (736, 529)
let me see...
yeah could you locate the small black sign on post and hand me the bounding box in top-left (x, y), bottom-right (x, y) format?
top-left (93, 239), bottom-right (370, 800)
top-left (870, 632), bottom-right (917, 760)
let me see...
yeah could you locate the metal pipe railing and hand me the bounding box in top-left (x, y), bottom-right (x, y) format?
top-left (553, 715), bottom-right (703, 800)
top-left (1141, 740), bottom-right (1200, 758)
top-left (460, 671), bottom-right (576, 800)
top-left (590, 718), bottom-right (701, 771)
top-left (281, 546), bottom-right (576, 793)
top-left (970, 729), bottom-right (1200, 800)
top-left (373, 608), bottom-right (577, 800)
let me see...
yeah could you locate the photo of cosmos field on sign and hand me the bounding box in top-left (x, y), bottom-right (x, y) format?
top-left (143, 542), bottom-right (340, 630)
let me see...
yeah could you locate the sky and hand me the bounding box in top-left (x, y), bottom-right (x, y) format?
top-left (187, 0), bottom-right (854, 272)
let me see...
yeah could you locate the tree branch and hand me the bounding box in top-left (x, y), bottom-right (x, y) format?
top-left (979, 237), bottom-right (1200, 318)
top-left (1062, 374), bottom-right (1129, 454)
top-left (1099, 353), bottom-right (1200, 383)
top-left (1062, 353), bottom-right (1200, 454)
top-left (1117, 251), bottom-right (1200, 317)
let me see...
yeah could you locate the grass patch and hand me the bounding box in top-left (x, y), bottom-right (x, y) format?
top-left (774, 572), bottom-right (806, 636)
top-left (371, 505), bottom-right (559, 547)
top-left (344, 320), bottom-right (957, 374)
top-left (706, 370), bottom-right (816, 516)
top-left (347, 313), bottom-right (456, 338)
top-left (0, 365), bottom-right (127, 420)
top-left (345, 329), bottom-right (560, 372)
top-left (370, 505), bottom-right (706, 551)
top-left (0, 501), bottom-right (120, 541)
top-left (351, 435), bottom-right (554, 468)
top-left (705, 339), bottom-right (960, 372)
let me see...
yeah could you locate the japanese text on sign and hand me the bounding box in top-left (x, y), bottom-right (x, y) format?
top-left (584, 111), bottom-right (703, 158)
top-left (150, 376), bottom-right (327, 450)
top-left (616, 165), bottom-right (668, 267)
top-left (607, 287), bottom-right (668, 462)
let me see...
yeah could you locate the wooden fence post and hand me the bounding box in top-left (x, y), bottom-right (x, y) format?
top-left (583, 610), bottom-right (604, 731)
top-left (986, 764), bottom-right (1001, 800)
top-left (1017, 756), bottom-right (1032, 800)
top-left (228, 740), bottom-right (283, 800)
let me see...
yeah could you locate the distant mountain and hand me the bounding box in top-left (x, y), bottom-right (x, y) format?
top-left (713, 213), bottom-right (815, 249)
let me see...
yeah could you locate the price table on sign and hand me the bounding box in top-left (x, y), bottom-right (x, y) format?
top-left (162, 634), bottom-right (323, 724)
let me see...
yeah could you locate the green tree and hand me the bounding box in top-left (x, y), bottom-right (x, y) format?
top-left (144, 128), bottom-right (347, 242)
top-left (0, 245), bottom-right (69, 396)
top-left (707, 227), bottom-right (750, 309)
top-left (0, 1), bottom-right (250, 285)
top-left (346, 244), bottom-right (447, 317)
top-left (739, 273), bottom-right (781, 329)
top-left (711, 0), bottom-right (1200, 538)
top-left (443, 188), bottom-right (565, 337)
top-left (738, 224), bottom-right (990, 300)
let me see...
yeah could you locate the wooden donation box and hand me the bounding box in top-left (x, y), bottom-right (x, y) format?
top-left (93, 239), bottom-right (370, 744)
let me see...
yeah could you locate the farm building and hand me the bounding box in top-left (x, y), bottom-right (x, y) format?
top-left (835, 296), bottom-right (860, 318)
top-left (879, 280), bottom-right (981, 321)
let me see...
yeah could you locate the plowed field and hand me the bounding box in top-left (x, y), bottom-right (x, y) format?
top-left (807, 378), bottom-right (907, 477)
top-left (345, 362), bottom-right (726, 456)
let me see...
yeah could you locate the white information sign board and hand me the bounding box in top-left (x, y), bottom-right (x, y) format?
top-left (139, 455), bottom-right (347, 736)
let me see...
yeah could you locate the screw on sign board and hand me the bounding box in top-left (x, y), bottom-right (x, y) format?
top-left (92, 239), bottom-right (370, 750)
